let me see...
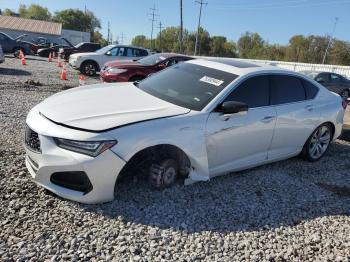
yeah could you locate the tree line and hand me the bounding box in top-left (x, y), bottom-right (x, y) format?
top-left (133, 29), bottom-right (350, 66)
top-left (0, 4), bottom-right (107, 45)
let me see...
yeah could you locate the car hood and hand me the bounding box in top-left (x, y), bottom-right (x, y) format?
top-left (38, 82), bottom-right (190, 132)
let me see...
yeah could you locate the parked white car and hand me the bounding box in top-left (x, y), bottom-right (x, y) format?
top-left (69, 45), bottom-right (150, 76)
top-left (25, 59), bottom-right (345, 204)
top-left (0, 45), bottom-right (4, 64)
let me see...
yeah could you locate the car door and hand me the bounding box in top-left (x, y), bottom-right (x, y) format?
top-left (0, 33), bottom-right (11, 52)
top-left (101, 46), bottom-right (120, 65)
top-left (315, 73), bottom-right (332, 89)
top-left (268, 74), bottom-right (320, 160)
top-left (206, 75), bottom-right (277, 176)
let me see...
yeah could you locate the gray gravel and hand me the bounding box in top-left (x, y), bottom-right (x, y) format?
top-left (0, 56), bottom-right (350, 261)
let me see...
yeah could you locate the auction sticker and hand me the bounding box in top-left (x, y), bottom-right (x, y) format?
top-left (200, 76), bottom-right (224, 86)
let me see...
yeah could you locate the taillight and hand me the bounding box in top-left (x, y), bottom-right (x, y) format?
top-left (342, 99), bottom-right (347, 109)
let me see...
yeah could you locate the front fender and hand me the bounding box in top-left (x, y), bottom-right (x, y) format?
top-left (108, 113), bottom-right (211, 179)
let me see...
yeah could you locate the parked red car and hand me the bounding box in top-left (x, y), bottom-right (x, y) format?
top-left (99, 53), bottom-right (193, 82)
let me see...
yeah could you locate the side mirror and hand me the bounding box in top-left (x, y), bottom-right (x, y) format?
top-left (220, 101), bottom-right (248, 115)
top-left (316, 78), bottom-right (325, 84)
top-left (105, 51), bottom-right (112, 56)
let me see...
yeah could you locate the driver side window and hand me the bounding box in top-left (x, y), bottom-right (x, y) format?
top-left (225, 75), bottom-right (269, 108)
top-left (109, 47), bottom-right (118, 56)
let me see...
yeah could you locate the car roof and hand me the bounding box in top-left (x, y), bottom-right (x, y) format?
top-left (187, 58), bottom-right (287, 76)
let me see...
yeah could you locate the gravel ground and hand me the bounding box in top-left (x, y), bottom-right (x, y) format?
top-left (0, 56), bottom-right (349, 261)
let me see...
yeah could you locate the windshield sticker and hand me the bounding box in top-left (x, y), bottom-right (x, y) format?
top-left (200, 76), bottom-right (224, 86)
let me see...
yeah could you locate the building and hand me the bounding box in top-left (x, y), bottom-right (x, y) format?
top-left (0, 15), bottom-right (90, 45)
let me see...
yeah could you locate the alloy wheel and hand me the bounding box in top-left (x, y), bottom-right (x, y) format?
top-left (308, 125), bottom-right (331, 160)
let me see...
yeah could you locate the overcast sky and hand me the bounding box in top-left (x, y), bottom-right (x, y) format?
top-left (2, 0), bottom-right (350, 44)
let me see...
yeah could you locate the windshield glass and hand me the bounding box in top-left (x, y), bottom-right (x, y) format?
top-left (138, 54), bottom-right (168, 66)
top-left (95, 45), bottom-right (115, 54)
top-left (138, 63), bottom-right (238, 111)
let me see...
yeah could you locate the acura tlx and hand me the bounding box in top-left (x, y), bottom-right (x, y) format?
top-left (24, 59), bottom-right (345, 204)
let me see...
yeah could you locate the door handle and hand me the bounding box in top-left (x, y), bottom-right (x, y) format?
top-left (305, 105), bottom-right (314, 111)
top-left (260, 116), bottom-right (275, 123)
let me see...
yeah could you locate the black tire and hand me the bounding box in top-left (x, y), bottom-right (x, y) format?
top-left (80, 61), bottom-right (98, 76)
top-left (340, 90), bottom-right (349, 100)
top-left (149, 159), bottom-right (179, 189)
top-left (129, 75), bottom-right (144, 82)
top-left (302, 123), bottom-right (333, 162)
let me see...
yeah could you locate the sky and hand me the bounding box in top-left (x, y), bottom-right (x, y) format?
top-left (1, 0), bottom-right (350, 45)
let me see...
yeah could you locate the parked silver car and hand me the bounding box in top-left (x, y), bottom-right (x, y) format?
top-left (0, 45), bottom-right (4, 64)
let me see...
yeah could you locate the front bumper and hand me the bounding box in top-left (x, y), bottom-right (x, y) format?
top-left (25, 110), bottom-right (126, 204)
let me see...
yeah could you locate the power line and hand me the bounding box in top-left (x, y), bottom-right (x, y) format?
top-left (322, 17), bottom-right (339, 64)
top-left (119, 32), bottom-right (125, 44)
top-left (148, 4), bottom-right (159, 50)
top-left (194, 0), bottom-right (208, 56)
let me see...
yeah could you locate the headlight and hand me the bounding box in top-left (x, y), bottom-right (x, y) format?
top-left (107, 68), bottom-right (127, 74)
top-left (54, 138), bottom-right (117, 157)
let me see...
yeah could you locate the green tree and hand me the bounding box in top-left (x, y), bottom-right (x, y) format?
top-left (93, 31), bottom-right (108, 46)
top-left (237, 32), bottom-right (265, 59)
top-left (1, 8), bottom-right (18, 16)
top-left (209, 36), bottom-right (237, 57)
top-left (131, 35), bottom-right (150, 49)
top-left (329, 40), bottom-right (350, 65)
top-left (18, 4), bottom-right (51, 21)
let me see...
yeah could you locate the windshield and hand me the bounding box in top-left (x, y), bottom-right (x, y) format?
top-left (95, 45), bottom-right (115, 54)
top-left (138, 54), bottom-right (168, 66)
top-left (138, 63), bottom-right (238, 111)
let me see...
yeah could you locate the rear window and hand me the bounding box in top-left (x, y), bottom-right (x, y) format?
top-left (270, 75), bottom-right (306, 105)
top-left (138, 63), bottom-right (238, 111)
top-left (301, 79), bottom-right (319, 99)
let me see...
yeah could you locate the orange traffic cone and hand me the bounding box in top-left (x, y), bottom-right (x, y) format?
top-left (79, 74), bottom-right (86, 86)
top-left (57, 56), bottom-right (62, 67)
top-left (19, 50), bottom-right (23, 60)
top-left (48, 52), bottom-right (52, 62)
top-left (21, 56), bottom-right (26, 65)
top-left (60, 63), bottom-right (67, 80)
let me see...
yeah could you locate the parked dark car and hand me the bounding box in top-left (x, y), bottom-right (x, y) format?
top-left (300, 71), bottom-right (350, 99)
top-left (37, 38), bottom-right (74, 57)
top-left (0, 32), bottom-right (33, 57)
top-left (59, 42), bottom-right (101, 61)
top-left (100, 53), bottom-right (193, 82)
top-left (24, 37), bottom-right (58, 54)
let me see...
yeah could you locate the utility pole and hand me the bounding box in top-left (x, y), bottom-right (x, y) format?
top-left (158, 21), bottom-right (164, 52)
top-left (119, 33), bottom-right (125, 44)
top-left (194, 0), bottom-right (208, 56)
top-left (322, 17), bottom-right (339, 64)
top-left (180, 0), bottom-right (183, 53)
top-left (107, 21), bottom-right (110, 44)
top-left (148, 4), bottom-right (159, 50)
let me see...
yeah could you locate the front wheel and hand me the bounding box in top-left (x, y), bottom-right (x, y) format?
top-left (81, 61), bottom-right (98, 76)
top-left (302, 124), bottom-right (332, 162)
top-left (149, 159), bottom-right (179, 189)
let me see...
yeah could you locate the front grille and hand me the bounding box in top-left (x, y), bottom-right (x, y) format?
top-left (25, 125), bottom-right (41, 153)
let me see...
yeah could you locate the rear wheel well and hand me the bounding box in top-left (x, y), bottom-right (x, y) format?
top-left (117, 144), bottom-right (191, 183)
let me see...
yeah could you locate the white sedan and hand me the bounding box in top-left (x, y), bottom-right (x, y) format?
top-left (69, 44), bottom-right (150, 76)
top-left (25, 59), bottom-right (345, 203)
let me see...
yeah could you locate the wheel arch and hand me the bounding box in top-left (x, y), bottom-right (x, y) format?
top-left (81, 59), bottom-right (100, 71)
